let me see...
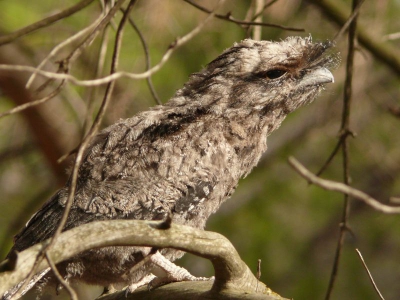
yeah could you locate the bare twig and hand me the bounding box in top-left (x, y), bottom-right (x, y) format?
top-left (316, 139), bottom-right (341, 176)
top-left (26, 10), bottom-right (106, 88)
top-left (7, 242), bottom-right (50, 299)
top-left (324, 1), bottom-right (359, 298)
top-left (0, 81), bottom-right (65, 119)
top-left (2, 1), bottom-right (130, 298)
top-left (183, 0), bottom-right (304, 32)
top-left (0, 0), bottom-right (95, 46)
top-left (252, 0), bottom-right (264, 41)
top-left (0, 0), bottom-right (127, 120)
top-left (0, 0), bottom-right (223, 88)
top-left (52, 0), bottom-right (225, 255)
top-left (251, 0), bottom-right (278, 21)
top-left (66, 0), bottom-right (129, 64)
top-left (82, 25), bottom-right (111, 136)
top-left (355, 249), bottom-right (385, 300)
top-left (316, 130), bottom-right (355, 177)
top-left (308, 0), bottom-right (400, 77)
top-left (390, 197), bottom-right (400, 203)
top-left (244, 0), bottom-right (278, 37)
top-left (288, 157), bottom-right (400, 214)
top-left (30, 0), bottom-right (125, 92)
top-left (50, 0), bottom-right (134, 253)
top-left (382, 32), bottom-right (400, 41)
top-left (124, 10), bottom-right (162, 104)
top-left (45, 252), bottom-right (78, 300)
top-left (0, 64), bottom-right (145, 85)
top-left (255, 259), bottom-right (261, 292)
top-left (333, 0), bottom-right (365, 41)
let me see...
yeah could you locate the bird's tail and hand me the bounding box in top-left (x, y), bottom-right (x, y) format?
top-left (2, 267), bottom-right (50, 300)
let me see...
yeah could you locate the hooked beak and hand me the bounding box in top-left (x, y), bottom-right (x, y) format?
top-left (299, 67), bottom-right (334, 88)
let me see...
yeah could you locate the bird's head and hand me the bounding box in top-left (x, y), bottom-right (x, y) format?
top-left (178, 36), bottom-right (338, 116)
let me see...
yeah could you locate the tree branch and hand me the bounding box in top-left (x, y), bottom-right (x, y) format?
top-left (288, 157), bottom-right (400, 214)
top-left (0, 220), bottom-right (285, 299)
top-left (98, 281), bottom-right (280, 300)
top-left (183, 0), bottom-right (304, 32)
top-left (308, 0), bottom-right (400, 77)
top-left (0, 0), bottom-right (95, 46)
top-left (324, 0), bottom-right (359, 298)
top-left (355, 249), bottom-right (385, 300)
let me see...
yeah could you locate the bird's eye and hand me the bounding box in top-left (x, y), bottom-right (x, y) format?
top-left (265, 69), bottom-right (286, 79)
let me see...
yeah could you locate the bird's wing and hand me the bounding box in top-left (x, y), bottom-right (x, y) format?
top-left (10, 191), bottom-right (105, 253)
top-left (11, 114), bottom-right (230, 253)
top-left (67, 113), bottom-right (232, 225)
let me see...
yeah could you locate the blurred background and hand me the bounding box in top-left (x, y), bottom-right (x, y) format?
top-left (0, 0), bottom-right (399, 299)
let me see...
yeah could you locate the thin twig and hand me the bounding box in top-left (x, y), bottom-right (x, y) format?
top-left (390, 196), bottom-right (400, 203)
top-left (8, 242), bottom-right (50, 299)
top-left (0, 81), bottom-right (65, 119)
top-left (0, 0), bottom-right (126, 120)
top-left (3, 1), bottom-right (129, 298)
top-left (333, 0), bottom-right (365, 41)
top-left (53, 0), bottom-right (224, 245)
top-left (26, 9), bottom-right (106, 88)
top-left (45, 252), bottom-right (78, 300)
top-left (66, 0), bottom-right (128, 64)
top-left (28, 0), bottom-right (123, 91)
top-left (316, 130), bottom-right (355, 177)
top-left (288, 157), bottom-right (400, 214)
top-left (382, 32), bottom-right (400, 41)
top-left (324, 1), bottom-right (359, 298)
top-left (183, 0), bottom-right (304, 32)
top-left (252, 0), bottom-right (264, 41)
top-left (251, 0), bottom-right (278, 21)
top-left (355, 249), bottom-right (385, 300)
top-left (20, 2), bottom-right (135, 297)
top-left (308, 0), bottom-right (400, 77)
top-left (316, 139), bottom-right (341, 176)
top-left (256, 258), bottom-right (261, 292)
top-left (0, 1), bottom-right (223, 88)
top-left (82, 25), bottom-right (111, 136)
top-left (4, 3), bottom-right (225, 297)
top-left (50, 0), bottom-right (134, 250)
top-left (124, 10), bottom-right (162, 104)
top-left (0, 0), bottom-right (95, 46)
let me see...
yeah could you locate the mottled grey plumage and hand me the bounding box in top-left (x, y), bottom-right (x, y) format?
top-left (5, 36), bottom-right (335, 296)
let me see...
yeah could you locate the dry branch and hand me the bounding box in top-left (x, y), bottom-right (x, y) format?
top-left (0, 0), bottom-right (95, 46)
top-left (355, 249), bottom-right (385, 300)
top-left (183, 0), bottom-right (304, 32)
top-left (308, 0), bottom-right (400, 77)
top-left (288, 157), bottom-right (400, 214)
top-left (324, 0), bottom-right (359, 298)
top-left (98, 281), bottom-right (280, 300)
top-left (0, 220), bottom-right (284, 300)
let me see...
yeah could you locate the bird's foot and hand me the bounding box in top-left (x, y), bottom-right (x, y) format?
top-left (124, 251), bottom-right (213, 295)
top-left (125, 274), bottom-right (156, 296)
top-left (147, 275), bottom-right (214, 291)
top-left (147, 251), bottom-right (213, 290)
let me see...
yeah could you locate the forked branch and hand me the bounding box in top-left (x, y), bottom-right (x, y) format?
top-left (0, 220), bottom-right (285, 300)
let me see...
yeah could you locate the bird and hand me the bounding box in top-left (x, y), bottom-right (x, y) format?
top-left (2, 36), bottom-right (336, 299)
